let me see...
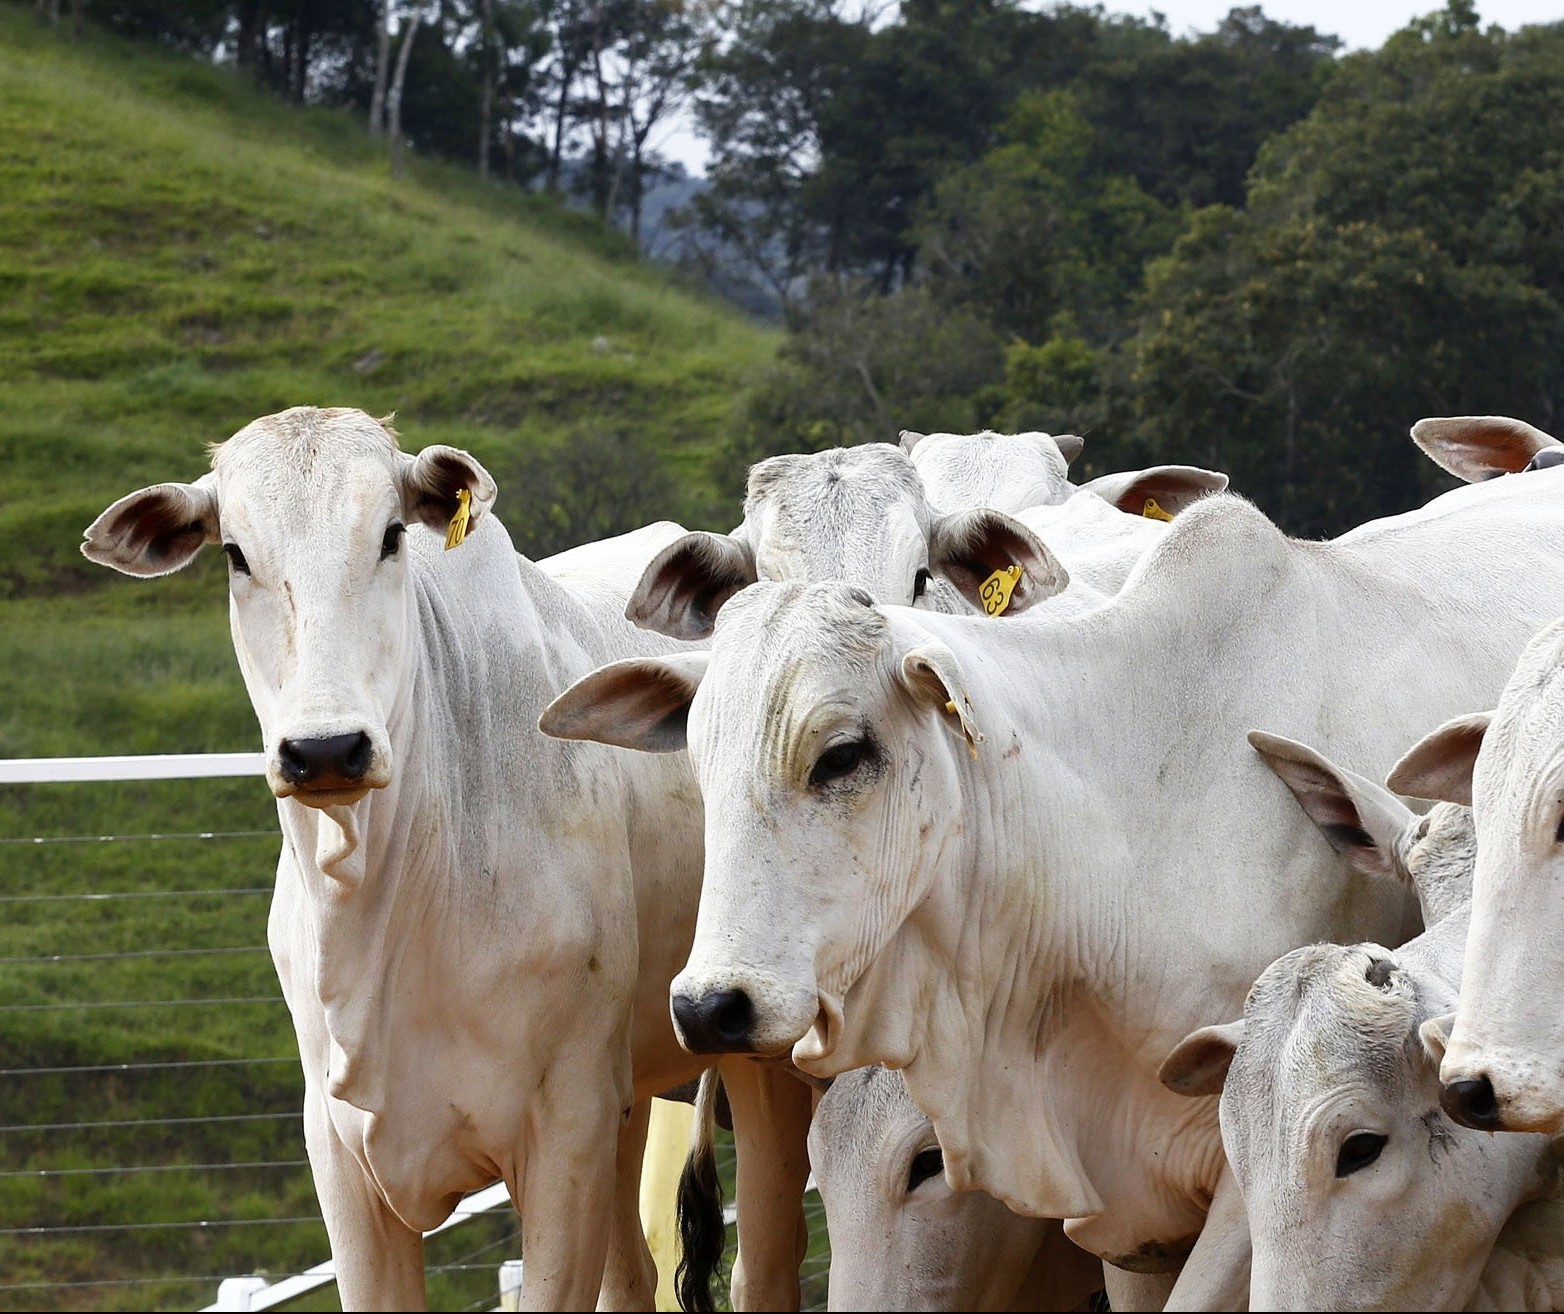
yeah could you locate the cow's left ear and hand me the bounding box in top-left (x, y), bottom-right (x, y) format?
top-left (1159, 1021), bottom-right (1245, 1098)
top-left (899, 642), bottom-right (985, 755)
top-left (1248, 730), bottom-right (1415, 881)
top-left (1386, 712), bottom-right (1493, 807)
top-left (1419, 1012), bottom-right (1454, 1066)
top-left (1077, 465), bottom-right (1229, 517)
top-left (82, 474), bottom-right (220, 577)
top-left (399, 445), bottom-right (498, 534)
top-left (539, 653), bottom-right (709, 753)
top-left (928, 508), bottom-right (1068, 615)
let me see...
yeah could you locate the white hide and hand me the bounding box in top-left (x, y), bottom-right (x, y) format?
top-left (78, 408), bottom-right (816, 1312)
top-left (543, 465), bottom-right (1564, 1279)
top-left (1164, 737), bottom-right (1563, 1311)
top-left (1393, 615), bottom-right (1564, 1138)
top-left (899, 429), bottom-right (1083, 513)
top-left (810, 1065), bottom-right (1104, 1312)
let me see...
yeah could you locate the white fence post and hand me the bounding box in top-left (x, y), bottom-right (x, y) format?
top-left (212, 1276), bottom-right (268, 1311)
top-left (498, 1258), bottom-right (525, 1311)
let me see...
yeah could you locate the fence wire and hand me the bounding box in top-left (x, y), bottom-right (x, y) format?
top-left (1, 768), bottom-right (833, 1312)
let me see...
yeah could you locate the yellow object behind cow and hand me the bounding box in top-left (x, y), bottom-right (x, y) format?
top-left (641, 1096), bottom-right (698, 1310)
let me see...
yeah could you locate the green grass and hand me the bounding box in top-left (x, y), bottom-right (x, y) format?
top-left (0, 2), bottom-right (778, 1306)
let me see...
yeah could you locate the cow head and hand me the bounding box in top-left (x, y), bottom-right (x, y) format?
top-left (1392, 620), bottom-right (1564, 1135)
top-left (82, 406), bottom-right (495, 807)
top-left (901, 428), bottom-right (1083, 514)
top-left (1161, 938), bottom-right (1551, 1311)
top-left (809, 1064), bottom-right (1084, 1310)
top-left (543, 581), bottom-right (983, 1068)
top-left (625, 444), bottom-right (1068, 637)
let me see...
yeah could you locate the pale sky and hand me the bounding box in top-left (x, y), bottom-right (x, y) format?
top-left (652, 0), bottom-right (1564, 174)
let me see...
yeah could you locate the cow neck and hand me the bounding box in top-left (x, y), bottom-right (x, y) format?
top-left (280, 533), bottom-right (563, 1116)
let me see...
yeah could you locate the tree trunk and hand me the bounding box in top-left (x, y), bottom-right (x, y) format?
top-left (369, 0), bottom-right (392, 135)
top-left (235, 0), bottom-right (263, 71)
top-left (477, 0), bottom-right (494, 178)
top-left (388, 12), bottom-right (422, 178)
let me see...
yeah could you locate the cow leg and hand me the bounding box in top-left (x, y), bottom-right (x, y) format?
top-left (1160, 1164), bottom-right (1251, 1312)
top-left (514, 1089), bottom-right (622, 1311)
top-left (1101, 1267), bottom-right (1178, 1312)
top-left (720, 1060), bottom-right (814, 1312)
top-left (303, 1087), bottom-right (427, 1311)
top-left (596, 1099), bottom-right (657, 1311)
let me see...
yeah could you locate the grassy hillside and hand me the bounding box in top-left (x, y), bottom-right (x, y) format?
top-left (0, 4), bottom-right (777, 1308)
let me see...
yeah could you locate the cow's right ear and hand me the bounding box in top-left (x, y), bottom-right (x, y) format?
top-left (399, 444), bottom-right (497, 534)
top-left (1411, 415), bottom-right (1561, 482)
top-left (1076, 464), bottom-right (1229, 517)
top-left (1386, 712), bottom-right (1492, 807)
top-left (538, 653), bottom-right (709, 753)
top-left (626, 532), bottom-right (758, 640)
top-left (898, 429), bottom-right (928, 455)
top-left (1159, 1021), bottom-right (1245, 1098)
top-left (81, 475), bottom-right (220, 577)
top-left (928, 508), bottom-right (1069, 615)
top-left (1248, 730), bottom-right (1415, 881)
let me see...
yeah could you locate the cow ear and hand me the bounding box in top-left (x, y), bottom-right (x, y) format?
top-left (928, 508), bottom-right (1068, 615)
top-left (1249, 730), bottom-right (1415, 881)
top-left (899, 429), bottom-right (928, 456)
top-left (1419, 1012), bottom-right (1454, 1066)
top-left (1159, 1021), bottom-right (1245, 1098)
top-left (399, 445), bottom-right (498, 534)
top-left (899, 642), bottom-right (985, 754)
top-left (1387, 712), bottom-right (1492, 807)
top-left (1411, 415), bottom-right (1561, 482)
top-left (81, 475), bottom-right (220, 577)
top-left (539, 653), bottom-right (709, 753)
top-left (626, 532), bottom-right (757, 640)
top-left (1052, 434), bottom-right (1085, 466)
top-left (1076, 465), bottom-right (1229, 517)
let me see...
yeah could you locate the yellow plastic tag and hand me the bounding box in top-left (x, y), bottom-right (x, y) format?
top-left (444, 488), bottom-right (472, 550)
top-left (1142, 497), bottom-right (1174, 522)
top-left (978, 565), bottom-right (1022, 617)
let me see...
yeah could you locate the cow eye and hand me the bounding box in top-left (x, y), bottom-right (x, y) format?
top-left (222, 543), bottom-right (250, 576)
top-left (380, 522), bottom-right (406, 560)
top-left (913, 567), bottom-right (932, 600)
top-left (1335, 1131), bottom-right (1387, 1177)
top-left (809, 738), bottom-right (870, 787)
top-left (907, 1147), bottom-right (943, 1192)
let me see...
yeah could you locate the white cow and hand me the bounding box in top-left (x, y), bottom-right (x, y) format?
top-left (627, 442), bottom-right (1070, 636)
top-left (810, 1064), bottom-right (1105, 1311)
top-left (80, 407), bottom-right (813, 1311)
top-left (1388, 611), bottom-right (1564, 1139)
top-left (1162, 734), bottom-right (1564, 1310)
top-left (540, 461), bottom-right (1564, 1294)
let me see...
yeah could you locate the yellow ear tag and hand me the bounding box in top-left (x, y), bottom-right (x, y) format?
top-left (444, 488), bottom-right (472, 551)
top-left (942, 697), bottom-right (984, 760)
top-left (978, 564), bottom-right (1023, 617)
top-left (1142, 497), bottom-right (1174, 522)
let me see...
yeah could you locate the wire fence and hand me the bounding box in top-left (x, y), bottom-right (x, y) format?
top-left (0, 757), bottom-right (829, 1311)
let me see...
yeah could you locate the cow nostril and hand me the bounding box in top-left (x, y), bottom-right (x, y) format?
top-left (342, 732), bottom-right (372, 779)
top-left (671, 989), bottom-right (756, 1054)
top-left (708, 990), bottom-right (754, 1046)
top-left (1442, 1075), bottom-right (1502, 1130)
top-left (278, 739), bottom-right (311, 784)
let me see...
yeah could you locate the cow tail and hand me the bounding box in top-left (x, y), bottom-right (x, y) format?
top-left (675, 1067), bottom-right (725, 1314)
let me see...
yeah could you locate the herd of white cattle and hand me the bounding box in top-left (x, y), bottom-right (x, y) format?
top-left (77, 406), bottom-right (1564, 1312)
